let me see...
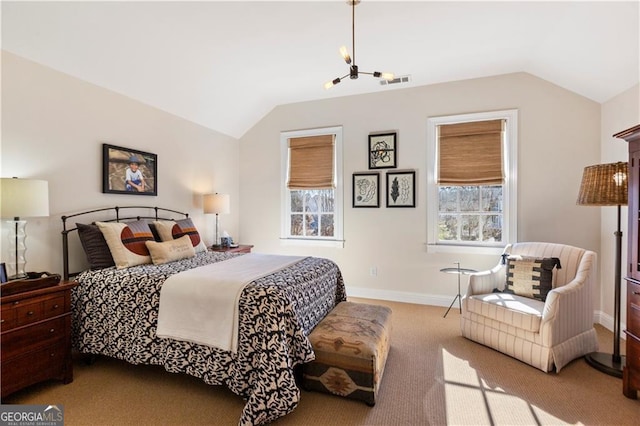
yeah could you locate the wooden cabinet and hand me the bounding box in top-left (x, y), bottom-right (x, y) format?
top-left (617, 124), bottom-right (640, 399)
top-left (625, 281), bottom-right (640, 398)
top-left (209, 244), bottom-right (254, 254)
top-left (1, 281), bottom-right (77, 397)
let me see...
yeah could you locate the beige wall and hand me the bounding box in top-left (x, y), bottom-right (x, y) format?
top-left (1, 51), bottom-right (240, 276)
top-left (600, 84), bottom-right (640, 330)
top-left (239, 72), bottom-right (602, 305)
top-left (3, 49), bottom-right (632, 328)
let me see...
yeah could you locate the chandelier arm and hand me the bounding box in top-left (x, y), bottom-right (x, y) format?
top-left (325, 0), bottom-right (394, 87)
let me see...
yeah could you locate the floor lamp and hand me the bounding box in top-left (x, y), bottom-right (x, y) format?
top-left (203, 193), bottom-right (230, 249)
top-left (0, 177), bottom-right (50, 279)
top-left (577, 161), bottom-right (628, 377)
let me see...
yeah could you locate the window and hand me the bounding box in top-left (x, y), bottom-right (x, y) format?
top-left (280, 126), bottom-right (343, 247)
top-left (427, 110), bottom-right (517, 253)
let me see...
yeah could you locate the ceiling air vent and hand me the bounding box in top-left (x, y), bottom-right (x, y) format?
top-left (380, 75), bottom-right (411, 86)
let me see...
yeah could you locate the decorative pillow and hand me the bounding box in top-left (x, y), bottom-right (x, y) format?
top-left (148, 222), bottom-right (162, 242)
top-left (96, 221), bottom-right (155, 269)
top-left (503, 256), bottom-right (562, 302)
top-left (153, 218), bottom-right (207, 253)
top-left (145, 235), bottom-right (196, 265)
top-left (76, 223), bottom-right (115, 270)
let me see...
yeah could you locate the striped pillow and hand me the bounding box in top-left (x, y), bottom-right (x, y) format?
top-left (153, 218), bottom-right (207, 253)
top-left (503, 256), bottom-right (561, 302)
top-left (76, 223), bottom-right (115, 270)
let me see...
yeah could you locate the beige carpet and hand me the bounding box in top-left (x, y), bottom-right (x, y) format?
top-left (3, 298), bottom-right (638, 425)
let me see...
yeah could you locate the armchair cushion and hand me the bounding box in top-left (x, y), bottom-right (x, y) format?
top-left (503, 256), bottom-right (561, 302)
top-left (466, 292), bottom-right (544, 332)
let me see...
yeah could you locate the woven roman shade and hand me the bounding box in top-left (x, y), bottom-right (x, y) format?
top-left (577, 162), bottom-right (628, 206)
top-left (438, 119), bottom-right (504, 185)
top-left (287, 135), bottom-right (335, 189)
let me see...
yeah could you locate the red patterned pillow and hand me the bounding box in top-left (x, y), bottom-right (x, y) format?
top-left (153, 218), bottom-right (207, 253)
top-left (96, 220), bottom-right (155, 269)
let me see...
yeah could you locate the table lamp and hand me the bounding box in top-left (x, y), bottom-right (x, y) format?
top-left (1, 177), bottom-right (50, 279)
top-left (203, 193), bottom-right (230, 248)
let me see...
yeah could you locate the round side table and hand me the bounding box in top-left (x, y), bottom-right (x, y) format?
top-left (440, 262), bottom-right (477, 318)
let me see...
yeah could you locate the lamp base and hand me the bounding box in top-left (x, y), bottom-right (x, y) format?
top-left (585, 352), bottom-right (625, 378)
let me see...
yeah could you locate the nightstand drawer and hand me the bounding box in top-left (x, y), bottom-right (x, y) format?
top-left (0, 281), bottom-right (77, 398)
top-left (1, 316), bottom-right (66, 360)
top-left (9, 294), bottom-right (66, 329)
top-left (1, 342), bottom-right (66, 396)
top-left (44, 295), bottom-right (66, 317)
top-left (16, 301), bottom-right (44, 327)
top-left (0, 306), bottom-right (17, 330)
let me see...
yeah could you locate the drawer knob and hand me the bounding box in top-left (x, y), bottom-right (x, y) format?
top-left (49, 328), bottom-right (55, 333)
top-left (53, 304), bottom-right (59, 309)
top-left (50, 353), bottom-right (55, 357)
top-left (27, 311), bottom-right (34, 316)
top-left (0, 319), bottom-right (4, 323)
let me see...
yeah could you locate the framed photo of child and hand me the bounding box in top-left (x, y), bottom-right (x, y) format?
top-left (102, 143), bottom-right (158, 196)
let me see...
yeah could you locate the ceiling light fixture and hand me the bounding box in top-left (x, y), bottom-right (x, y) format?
top-left (324, 0), bottom-right (394, 89)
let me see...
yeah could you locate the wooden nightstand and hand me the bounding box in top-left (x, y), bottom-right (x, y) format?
top-left (209, 244), bottom-right (254, 254)
top-left (0, 280), bottom-right (77, 397)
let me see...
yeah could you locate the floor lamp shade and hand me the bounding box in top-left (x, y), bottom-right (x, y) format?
top-left (576, 161), bottom-right (628, 377)
top-left (203, 193), bottom-right (230, 247)
top-left (1, 178), bottom-right (50, 278)
top-left (577, 162), bottom-right (628, 207)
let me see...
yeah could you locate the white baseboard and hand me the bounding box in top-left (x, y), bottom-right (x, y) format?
top-left (593, 309), bottom-right (627, 339)
top-left (346, 286), bottom-right (627, 339)
top-left (345, 286), bottom-right (457, 308)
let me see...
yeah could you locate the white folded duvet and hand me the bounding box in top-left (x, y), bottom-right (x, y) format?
top-left (156, 253), bottom-right (304, 352)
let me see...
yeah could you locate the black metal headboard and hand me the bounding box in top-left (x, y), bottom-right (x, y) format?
top-left (61, 206), bottom-right (189, 280)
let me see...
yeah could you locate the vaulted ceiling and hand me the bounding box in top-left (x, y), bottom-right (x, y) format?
top-left (2, 1), bottom-right (638, 139)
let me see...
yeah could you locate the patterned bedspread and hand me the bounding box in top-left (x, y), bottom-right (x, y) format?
top-left (72, 251), bottom-right (346, 425)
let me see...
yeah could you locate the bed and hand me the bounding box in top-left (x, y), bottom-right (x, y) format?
top-left (62, 206), bottom-right (346, 425)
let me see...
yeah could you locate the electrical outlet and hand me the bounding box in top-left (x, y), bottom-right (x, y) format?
top-left (370, 266), bottom-right (377, 277)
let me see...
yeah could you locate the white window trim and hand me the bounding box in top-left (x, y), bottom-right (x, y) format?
top-left (280, 126), bottom-right (344, 248)
top-left (426, 109), bottom-right (518, 255)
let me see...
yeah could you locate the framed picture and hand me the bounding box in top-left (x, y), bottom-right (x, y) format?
top-left (369, 132), bottom-right (397, 169)
top-left (353, 172), bottom-right (380, 208)
top-left (386, 170), bottom-right (416, 208)
top-left (102, 143), bottom-right (157, 195)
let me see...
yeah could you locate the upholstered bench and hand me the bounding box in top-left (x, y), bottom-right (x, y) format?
top-left (302, 301), bottom-right (392, 406)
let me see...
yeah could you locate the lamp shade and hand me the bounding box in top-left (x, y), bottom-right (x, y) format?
top-left (203, 193), bottom-right (230, 215)
top-left (577, 162), bottom-right (628, 206)
top-left (1, 178), bottom-right (50, 218)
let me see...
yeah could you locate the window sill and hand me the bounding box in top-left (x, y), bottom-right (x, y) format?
top-left (280, 238), bottom-right (345, 249)
top-left (426, 243), bottom-right (504, 256)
